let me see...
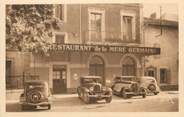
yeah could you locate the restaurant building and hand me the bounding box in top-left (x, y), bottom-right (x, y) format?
top-left (6, 4), bottom-right (160, 94)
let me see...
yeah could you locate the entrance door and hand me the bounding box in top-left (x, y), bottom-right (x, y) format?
top-left (89, 56), bottom-right (105, 84)
top-left (53, 66), bottom-right (67, 94)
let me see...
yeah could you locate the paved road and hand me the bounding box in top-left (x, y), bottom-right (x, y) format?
top-left (6, 91), bottom-right (178, 112)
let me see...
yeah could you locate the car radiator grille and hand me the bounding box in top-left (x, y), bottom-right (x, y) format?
top-left (94, 85), bottom-right (101, 92)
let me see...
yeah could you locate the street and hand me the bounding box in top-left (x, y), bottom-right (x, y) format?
top-left (6, 91), bottom-right (178, 112)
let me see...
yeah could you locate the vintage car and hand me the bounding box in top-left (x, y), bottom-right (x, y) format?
top-left (77, 76), bottom-right (112, 104)
top-left (19, 80), bottom-right (52, 110)
top-left (112, 76), bottom-right (147, 99)
top-left (139, 76), bottom-right (160, 95)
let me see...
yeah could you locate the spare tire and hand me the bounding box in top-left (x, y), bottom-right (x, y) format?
top-left (26, 90), bottom-right (42, 103)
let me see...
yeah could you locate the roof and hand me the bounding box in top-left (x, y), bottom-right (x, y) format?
top-left (144, 17), bottom-right (178, 27)
top-left (80, 76), bottom-right (102, 79)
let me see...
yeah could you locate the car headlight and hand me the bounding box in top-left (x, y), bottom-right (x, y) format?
top-left (102, 87), bottom-right (106, 91)
top-left (89, 87), bottom-right (94, 91)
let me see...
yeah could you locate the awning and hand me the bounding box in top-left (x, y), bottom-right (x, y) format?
top-left (49, 43), bottom-right (160, 55)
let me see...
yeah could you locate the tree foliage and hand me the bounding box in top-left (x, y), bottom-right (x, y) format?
top-left (6, 5), bottom-right (61, 54)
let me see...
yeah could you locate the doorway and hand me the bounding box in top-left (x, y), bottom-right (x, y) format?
top-left (89, 56), bottom-right (105, 84)
top-left (122, 56), bottom-right (136, 76)
top-left (52, 65), bottom-right (67, 94)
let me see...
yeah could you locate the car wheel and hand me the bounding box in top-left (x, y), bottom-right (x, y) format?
top-left (105, 96), bottom-right (112, 103)
top-left (77, 88), bottom-right (82, 99)
top-left (83, 92), bottom-right (90, 104)
top-left (48, 104), bottom-right (51, 110)
top-left (121, 89), bottom-right (128, 99)
top-left (147, 84), bottom-right (156, 94)
top-left (141, 88), bottom-right (146, 98)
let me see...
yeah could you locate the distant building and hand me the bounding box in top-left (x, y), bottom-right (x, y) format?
top-left (144, 17), bottom-right (178, 90)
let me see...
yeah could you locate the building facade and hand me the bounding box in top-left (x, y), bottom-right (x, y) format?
top-left (144, 17), bottom-right (178, 90)
top-left (6, 4), bottom-right (161, 94)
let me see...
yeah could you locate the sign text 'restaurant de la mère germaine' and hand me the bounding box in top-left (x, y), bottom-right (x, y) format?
top-left (49, 44), bottom-right (160, 55)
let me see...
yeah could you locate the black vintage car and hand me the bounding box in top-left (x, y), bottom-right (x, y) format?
top-left (112, 76), bottom-right (147, 99)
top-left (19, 80), bottom-right (52, 110)
top-left (77, 76), bottom-right (112, 104)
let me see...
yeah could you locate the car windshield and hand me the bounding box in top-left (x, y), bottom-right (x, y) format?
top-left (82, 78), bottom-right (101, 84)
top-left (114, 77), bottom-right (135, 82)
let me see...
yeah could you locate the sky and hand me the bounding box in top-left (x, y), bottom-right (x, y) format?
top-left (143, 3), bottom-right (178, 20)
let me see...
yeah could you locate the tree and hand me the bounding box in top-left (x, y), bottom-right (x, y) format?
top-left (6, 5), bottom-right (61, 54)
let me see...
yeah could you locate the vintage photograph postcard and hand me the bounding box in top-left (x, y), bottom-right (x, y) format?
top-left (1, 0), bottom-right (183, 116)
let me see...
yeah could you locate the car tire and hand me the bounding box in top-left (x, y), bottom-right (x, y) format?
top-left (141, 88), bottom-right (146, 98)
top-left (48, 104), bottom-right (51, 110)
top-left (121, 89), bottom-right (128, 99)
top-left (154, 92), bottom-right (159, 95)
top-left (77, 88), bottom-right (82, 99)
top-left (105, 96), bottom-right (112, 103)
top-left (83, 92), bottom-right (90, 104)
top-left (147, 84), bottom-right (156, 93)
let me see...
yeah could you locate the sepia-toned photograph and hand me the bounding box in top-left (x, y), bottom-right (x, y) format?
top-left (5, 3), bottom-right (178, 112)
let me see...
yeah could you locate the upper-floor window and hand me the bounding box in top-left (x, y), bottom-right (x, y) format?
top-left (55, 4), bottom-right (66, 22)
top-left (123, 16), bottom-right (133, 40)
top-left (121, 12), bottom-right (136, 42)
top-left (88, 8), bottom-right (105, 43)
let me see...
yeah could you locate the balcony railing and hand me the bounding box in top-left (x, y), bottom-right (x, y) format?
top-left (80, 30), bottom-right (139, 44)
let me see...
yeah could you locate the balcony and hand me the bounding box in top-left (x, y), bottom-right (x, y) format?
top-left (80, 30), bottom-right (139, 45)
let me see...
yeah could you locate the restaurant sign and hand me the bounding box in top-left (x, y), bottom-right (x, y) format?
top-left (49, 44), bottom-right (160, 55)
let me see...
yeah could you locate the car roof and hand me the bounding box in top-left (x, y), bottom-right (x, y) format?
top-left (80, 76), bottom-right (102, 79)
top-left (140, 76), bottom-right (156, 80)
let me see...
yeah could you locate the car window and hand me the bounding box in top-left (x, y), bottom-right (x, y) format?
top-left (25, 83), bottom-right (45, 92)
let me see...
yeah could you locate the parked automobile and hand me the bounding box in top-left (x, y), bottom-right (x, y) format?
top-left (139, 76), bottom-right (160, 95)
top-left (19, 80), bottom-right (52, 110)
top-left (112, 76), bottom-right (147, 99)
top-left (77, 76), bottom-right (112, 104)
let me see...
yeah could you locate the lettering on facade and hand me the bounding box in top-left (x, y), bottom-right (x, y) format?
top-left (49, 44), bottom-right (160, 55)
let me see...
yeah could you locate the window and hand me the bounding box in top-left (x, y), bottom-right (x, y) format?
top-left (90, 13), bottom-right (102, 41)
top-left (53, 71), bottom-right (61, 79)
top-left (55, 5), bottom-right (66, 21)
top-left (160, 68), bottom-right (168, 83)
top-left (55, 34), bottom-right (65, 44)
top-left (88, 8), bottom-right (105, 43)
top-left (148, 70), bottom-right (154, 77)
top-left (122, 16), bottom-right (133, 40)
top-left (54, 33), bottom-right (67, 44)
top-left (121, 12), bottom-right (136, 42)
